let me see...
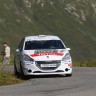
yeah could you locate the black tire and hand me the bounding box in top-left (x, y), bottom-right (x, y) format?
top-left (14, 60), bottom-right (19, 76)
top-left (20, 63), bottom-right (26, 79)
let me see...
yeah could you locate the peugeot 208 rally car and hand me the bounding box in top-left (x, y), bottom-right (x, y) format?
top-left (14, 35), bottom-right (72, 77)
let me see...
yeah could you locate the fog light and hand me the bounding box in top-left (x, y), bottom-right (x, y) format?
top-left (65, 68), bottom-right (69, 72)
top-left (28, 69), bottom-right (32, 73)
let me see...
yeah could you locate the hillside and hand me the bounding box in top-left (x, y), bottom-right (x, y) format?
top-left (0, 0), bottom-right (96, 61)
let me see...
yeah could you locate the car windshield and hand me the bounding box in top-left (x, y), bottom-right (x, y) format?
top-left (25, 40), bottom-right (65, 50)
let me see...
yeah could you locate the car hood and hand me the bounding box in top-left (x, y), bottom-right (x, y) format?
top-left (24, 49), bottom-right (68, 61)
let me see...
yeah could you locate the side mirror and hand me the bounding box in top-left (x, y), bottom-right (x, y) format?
top-left (66, 48), bottom-right (71, 51)
top-left (16, 49), bottom-right (20, 52)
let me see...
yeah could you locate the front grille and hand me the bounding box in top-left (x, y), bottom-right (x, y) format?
top-left (35, 60), bottom-right (61, 70)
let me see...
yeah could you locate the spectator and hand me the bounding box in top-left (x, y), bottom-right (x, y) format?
top-left (1, 42), bottom-right (10, 64)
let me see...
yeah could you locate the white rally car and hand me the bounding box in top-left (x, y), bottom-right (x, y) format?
top-left (14, 35), bottom-right (72, 77)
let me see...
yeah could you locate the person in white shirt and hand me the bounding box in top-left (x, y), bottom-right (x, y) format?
top-left (1, 42), bottom-right (10, 64)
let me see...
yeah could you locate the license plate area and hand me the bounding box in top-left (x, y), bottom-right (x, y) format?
top-left (41, 64), bottom-right (57, 68)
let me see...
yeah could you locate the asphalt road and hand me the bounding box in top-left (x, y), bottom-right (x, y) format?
top-left (0, 67), bottom-right (96, 96)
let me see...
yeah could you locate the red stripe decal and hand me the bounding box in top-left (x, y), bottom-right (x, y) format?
top-left (30, 52), bottom-right (64, 57)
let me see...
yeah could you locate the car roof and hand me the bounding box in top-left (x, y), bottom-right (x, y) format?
top-left (24, 35), bottom-right (61, 41)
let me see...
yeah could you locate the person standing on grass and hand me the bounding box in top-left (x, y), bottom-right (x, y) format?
top-left (1, 42), bottom-right (10, 64)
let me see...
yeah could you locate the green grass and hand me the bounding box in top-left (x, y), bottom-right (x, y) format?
top-left (74, 59), bottom-right (96, 67)
top-left (0, 56), bottom-right (24, 86)
top-left (0, 70), bottom-right (24, 86)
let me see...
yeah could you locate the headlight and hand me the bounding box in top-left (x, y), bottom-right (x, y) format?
top-left (62, 53), bottom-right (71, 61)
top-left (23, 54), bottom-right (34, 62)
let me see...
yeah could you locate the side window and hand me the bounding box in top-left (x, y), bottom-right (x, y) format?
top-left (18, 38), bottom-right (25, 51)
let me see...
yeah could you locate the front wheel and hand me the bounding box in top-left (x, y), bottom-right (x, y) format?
top-left (20, 63), bottom-right (27, 79)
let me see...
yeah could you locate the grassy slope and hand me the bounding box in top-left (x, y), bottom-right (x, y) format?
top-left (0, 70), bottom-right (23, 86)
top-left (0, 0), bottom-right (96, 61)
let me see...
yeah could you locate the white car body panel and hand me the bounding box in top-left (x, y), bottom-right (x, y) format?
top-left (14, 35), bottom-right (72, 76)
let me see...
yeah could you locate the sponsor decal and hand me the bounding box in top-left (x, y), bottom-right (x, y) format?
top-left (30, 52), bottom-right (64, 57)
top-left (34, 49), bottom-right (58, 54)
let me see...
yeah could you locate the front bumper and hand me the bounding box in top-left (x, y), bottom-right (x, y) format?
top-left (21, 61), bottom-right (72, 75)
